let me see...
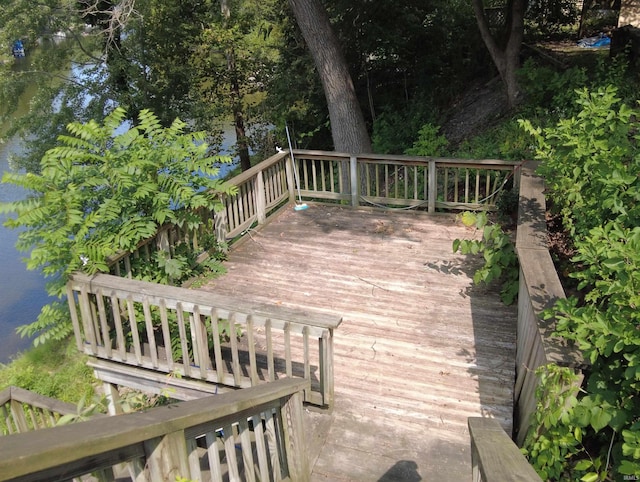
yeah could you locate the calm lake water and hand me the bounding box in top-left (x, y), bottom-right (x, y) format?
top-left (0, 136), bottom-right (50, 364)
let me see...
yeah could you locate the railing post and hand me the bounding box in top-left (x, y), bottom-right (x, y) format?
top-left (255, 170), bottom-right (267, 225)
top-left (319, 329), bottom-right (335, 407)
top-left (103, 382), bottom-right (123, 416)
top-left (428, 159), bottom-right (437, 213)
top-left (350, 155), bottom-right (359, 207)
top-left (144, 431), bottom-right (191, 481)
top-left (280, 389), bottom-right (310, 481)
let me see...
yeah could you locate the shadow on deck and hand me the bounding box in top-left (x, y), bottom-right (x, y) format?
top-left (202, 203), bottom-right (517, 481)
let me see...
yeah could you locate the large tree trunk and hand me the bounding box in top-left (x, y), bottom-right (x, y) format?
top-left (288, 0), bottom-right (372, 154)
top-left (221, 0), bottom-right (251, 171)
top-left (471, 0), bottom-right (526, 108)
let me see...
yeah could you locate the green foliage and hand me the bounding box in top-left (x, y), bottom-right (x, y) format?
top-left (521, 86), bottom-right (640, 238)
top-left (518, 59), bottom-right (588, 119)
top-left (522, 365), bottom-right (582, 481)
top-left (452, 211), bottom-right (519, 304)
top-left (525, 0), bottom-right (580, 37)
top-left (404, 123), bottom-right (449, 157)
top-left (453, 119), bottom-right (535, 161)
top-left (0, 108), bottom-right (236, 344)
top-left (0, 337), bottom-right (96, 404)
top-left (520, 86), bottom-right (640, 479)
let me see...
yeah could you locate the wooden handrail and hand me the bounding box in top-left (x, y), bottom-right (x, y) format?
top-left (0, 386), bottom-right (80, 435)
top-left (290, 150), bottom-right (519, 212)
top-left (513, 161), bottom-right (585, 444)
top-left (0, 378), bottom-right (310, 482)
top-left (468, 418), bottom-right (541, 481)
top-left (67, 272), bottom-right (341, 407)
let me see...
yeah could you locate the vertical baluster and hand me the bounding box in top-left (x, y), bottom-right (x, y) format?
top-left (229, 314), bottom-right (241, 386)
top-left (192, 306), bottom-right (210, 378)
top-left (394, 165), bottom-right (399, 198)
top-left (126, 296), bottom-right (142, 365)
top-left (186, 438), bottom-right (202, 481)
top-left (485, 171), bottom-right (491, 202)
top-left (89, 295), bottom-right (102, 347)
top-left (264, 409), bottom-right (283, 480)
top-left (142, 298), bottom-right (158, 368)
top-left (176, 303), bottom-right (192, 378)
top-left (454, 169), bottom-right (460, 203)
top-left (78, 286), bottom-right (98, 353)
top-left (266, 319), bottom-right (275, 382)
top-left (465, 168), bottom-right (470, 204)
top-left (239, 418), bottom-right (256, 482)
top-left (158, 299), bottom-right (174, 371)
top-left (223, 424), bottom-right (241, 481)
top-left (311, 159), bottom-right (318, 192)
top-left (210, 308), bottom-right (225, 384)
top-left (328, 160), bottom-right (334, 193)
top-left (206, 431), bottom-right (223, 481)
top-left (365, 162), bottom-right (371, 196)
top-left (247, 316), bottom-right (259, 386)
top-left (95, 289), bottom-right (112, 358)
top-left (444, 168), bottom-right (449, 202)
top-left (284, 322), bottom-right (292, 378)
top-left (66, 285), bottom-right (83, 351)
top-left (303, 326), bottom-right (310, 401)
top-left (320, 161), bottom-right (327, 191)
top-left (110, 293), bottom-right (127, 361)
top-left (475, 169), bottom-right (481, 204)
top-left (302, 158), bottom-right (309, 190)
top-left (252, 414), bottom-right (270, 482)
top-left (403, 165), bottom-right (408, 199)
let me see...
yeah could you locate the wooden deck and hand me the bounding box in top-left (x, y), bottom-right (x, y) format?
top-left (202, 203), bottom-right (517, 481)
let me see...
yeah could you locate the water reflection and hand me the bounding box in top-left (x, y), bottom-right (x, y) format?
top-left (0, 136), bottom-right (49, 364)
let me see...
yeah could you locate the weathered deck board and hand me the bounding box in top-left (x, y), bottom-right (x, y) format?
top-left (202, 204), bottom-right (516, 481)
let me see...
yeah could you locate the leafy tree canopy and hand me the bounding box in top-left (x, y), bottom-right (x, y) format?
top-left (0, 108), bottom-right (236, 343)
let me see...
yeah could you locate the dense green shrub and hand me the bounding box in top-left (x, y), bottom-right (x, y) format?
top-left (1, 108), bottom-right (237, 345)
top-left (521, 86), bottom-right (640, 238)
top-left (520, 86), bottom-right (640, 480)
top-left (404, 123), bottom-right (449, 157)
top-left (0, 338), bottom-right (95, 404)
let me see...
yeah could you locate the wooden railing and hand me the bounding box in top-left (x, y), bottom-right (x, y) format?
top-left (291, 151), bottom-right (519, 212)
top-left (0, 386), bottom-right (80, 435)
top-left (212, 150), bottom-right (519, 244)
top-left (67, 272), bottom-right (341, 407)
top-left (0, 377), bottom-right (310, 482)
top-left (468, 418), bottom-right (541, 481)
top-left (513, 161), bottom-right (585, 445)
top-left (106, 151), bottom-right (519, 278)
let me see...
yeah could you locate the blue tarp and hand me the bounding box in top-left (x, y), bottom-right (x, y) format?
top-left (577, 34), bottom-right (611, 48)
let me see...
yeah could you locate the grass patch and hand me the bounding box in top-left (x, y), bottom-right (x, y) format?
top-left (0, 337), bottom-right (97, 404)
